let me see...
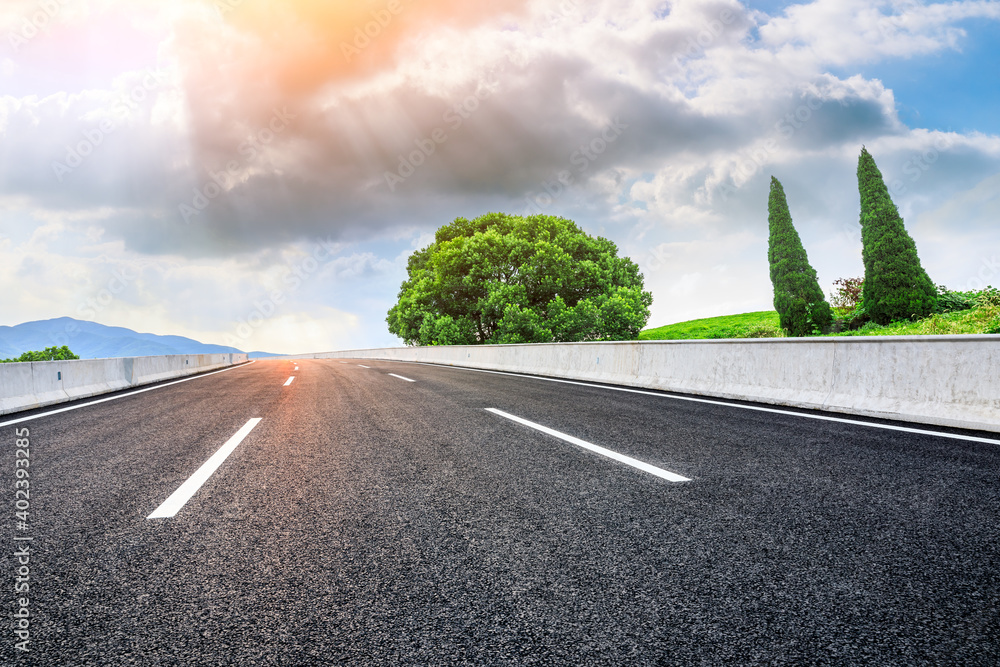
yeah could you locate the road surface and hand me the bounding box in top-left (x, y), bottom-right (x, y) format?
top-left (3, 358), bottom-right (999, 664)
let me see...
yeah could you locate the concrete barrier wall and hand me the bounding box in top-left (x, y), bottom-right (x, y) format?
top-left (293, 337), bottom-right (1000, 433)
top-left (0, 353), bottom-right (248, 416)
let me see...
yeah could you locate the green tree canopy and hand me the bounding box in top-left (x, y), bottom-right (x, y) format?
top-left (767, 176), bottom-right (833, 336)
top-left (857, 147), bottom-right (937, 324)
top-left (1, 346), bottom-right (80, 363)
top-left (387, 212), bottom-right (653, 345)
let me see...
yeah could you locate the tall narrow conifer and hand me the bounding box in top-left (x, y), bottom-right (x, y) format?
top-left (768, 176), bottom-right (833, 336)
top-left (857, 147), bottom-right (937, 323)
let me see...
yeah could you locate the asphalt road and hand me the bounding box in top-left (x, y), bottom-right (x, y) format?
top-left (3, 358), bottom-right (1000, 665)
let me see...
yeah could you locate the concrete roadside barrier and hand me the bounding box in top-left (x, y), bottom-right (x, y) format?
top-left (0, 353), bottom-right (249, 416)
top-left (0, 363), bottom-right (35, 415)
top-left (294, 336), bottom-right (1000, 433)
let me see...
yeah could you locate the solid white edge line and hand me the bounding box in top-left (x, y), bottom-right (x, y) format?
top-left (387, 373), bottom-right (415, 382)
top-left (283, 376), bottom-right (295, 386)
top-left (401, 362), bottom-right (1000, 447)
top-left (147, 417), bottom-right (262, 519)
top-left (486, 408), bottom-right (690, 482)
top-left (0, 360), bottom-right (256, 428)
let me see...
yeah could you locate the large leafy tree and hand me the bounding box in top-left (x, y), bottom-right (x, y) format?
top-left (767, 176), bottom-right (833, 336)
top-left (387, 213), bottom-right (653, 345)
top-left (857, 147), bottom-right (937, 324)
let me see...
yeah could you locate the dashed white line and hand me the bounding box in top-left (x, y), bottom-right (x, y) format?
top-left (388, 373), bottom-right (415, 382)
top-left (147, 417), bottom-right (262, 519)
top-left (486, 408), bottom-right (690, 482)
top-left (283, 376), bottom-right (295, 386)
top-left (411, 363), bottom-right (1000, 447)
top-left (294, 366), bottom-right (299, 371)
top-left (358, 364), bottom-right (370, 368)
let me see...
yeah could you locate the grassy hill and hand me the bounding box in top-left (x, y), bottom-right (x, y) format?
top-left (639, 311), bottom-right (781, 340)
top-left (641, 304), bottom-right (1000, 340)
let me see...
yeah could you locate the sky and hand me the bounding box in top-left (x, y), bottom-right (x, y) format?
top-left (1, 0), bottom-right (998, 354)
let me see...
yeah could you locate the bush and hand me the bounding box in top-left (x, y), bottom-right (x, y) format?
top-left (935, 285), bottom-right (975, 313)
top-left (830, 277), bottom-right (864, 310)
top-left (857, 321), bottom-right (885, 334)
top-left (1, 346), bottom-right (81, 363)
top-left (742, 324), bottom-right (783, 338)
top-left (838, 304), bottom-right (870, 331)
top-left (974, 286), bottom-right (1000, 309)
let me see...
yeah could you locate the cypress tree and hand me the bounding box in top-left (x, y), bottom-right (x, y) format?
top-left (767, 176), bottom-right (834, 336)
top-left (857, 147), bottom-right (937, 324)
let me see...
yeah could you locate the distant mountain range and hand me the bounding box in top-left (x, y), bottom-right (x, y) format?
top-left (0, 317), bottom-right (281, 360)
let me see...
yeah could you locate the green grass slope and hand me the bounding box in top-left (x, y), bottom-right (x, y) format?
top-left (640, 304), bottom-right (1000, 340)
top-left (639, 311), bottom-right (782, 340)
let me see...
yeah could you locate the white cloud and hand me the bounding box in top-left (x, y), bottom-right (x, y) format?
top-left (759, 0), bottom-right (1000, 66)
top-left (1, 0), bottom-right (999, 346)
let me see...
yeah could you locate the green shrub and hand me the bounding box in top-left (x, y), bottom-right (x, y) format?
top-left (974, 286), bottom-right (1000, 309)
top-left (1, 346), bottom-right (81, 363)
top-left (935, 285), bottom-right (975, 313)
top-left (835, 302), bottom-right (871, 331)
top-left (857, 321), bottom-right (884, 334)
top-left (984, 310), bottom-right (1000, 335)
top-left (830, 277), bottom-right (864, 310)
top-left (742, 324), bottom-right (783, 338)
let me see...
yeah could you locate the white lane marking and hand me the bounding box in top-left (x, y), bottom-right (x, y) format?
top-left (486, 408), bottom-right (690, 482)
top-left (358, 364), bottom-right (370, 368)
top-left (0, 360), bottom-right (256, 428)
top-left (388, 373), bottom-right (415, 382)
top-left (401, 363), bottom-right (1000, 447)
top-left (294, 366), bottom-right (299, 371)
top-left (147, 418), bottom-right (262, 519)
top-left (283, 376), bottom-right (295, 386)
